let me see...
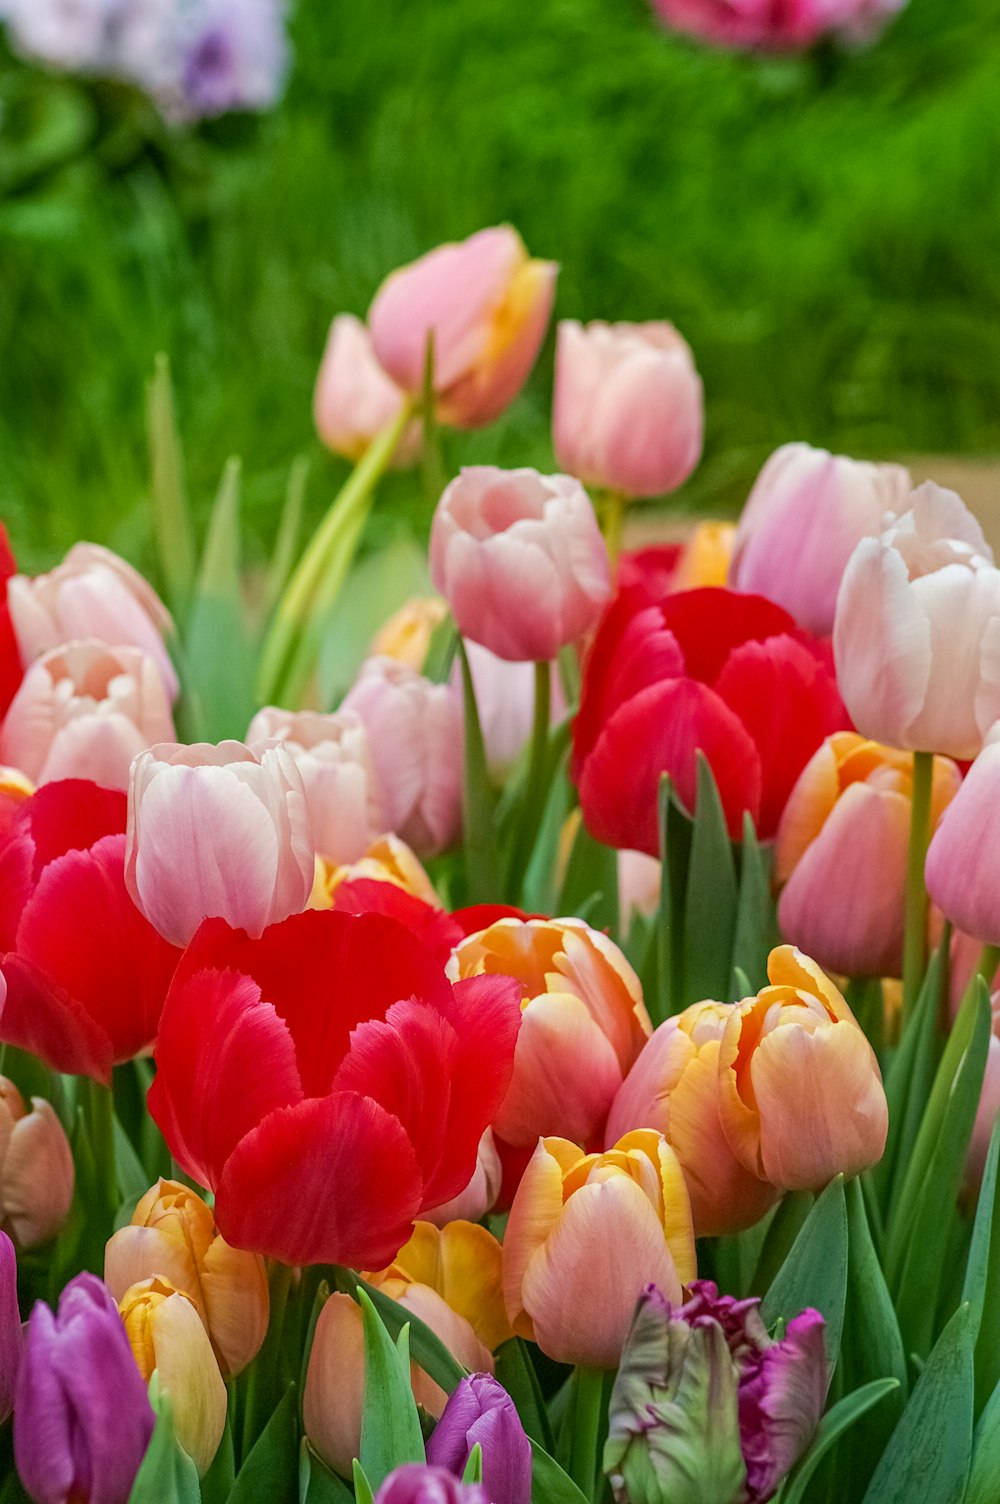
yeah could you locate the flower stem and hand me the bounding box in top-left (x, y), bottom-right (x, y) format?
top-left (902, 750), bottom-right (934, 1021)
top-left (601, 491), bottom-right (627, 570)
top-left (567, 1366), bottom-right (607, 1500)
top-left (506, 660), bottom-right (552, 899)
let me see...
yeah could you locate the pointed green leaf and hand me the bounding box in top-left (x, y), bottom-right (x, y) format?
top-left (199, 1412), bottom-right (235, 1504)
top-left (299, 1441), bottom-right (354, 1503)
top-left (494, 1338), bottom-right (554, 1451)
top-left (970, 1117), bottom-right (1000, 1413)
top-left (184, 457), bottom-right (256, 740)
top-left (146, 353), bottom-right (195, 615)
top-left (264, 455), bottom-right (309, 616)
top-left (760, 1176), bottom-right (848, 1371)
top-left (655, 774), bottom-right (693, 1025)
top-left (463, 1444), bottom-right (484, 1484)
top-left (682, 754), bottom-right (738, 1003)
top-left (228, 1385), bottom-right (299, 1504)
top-left (358, 1290), bottom-right (425, 1488)
top-left (780, 1379), bottom-right (900, 1504)
top-left (112, 1112), bottom-right (151, 1207)
top-left (332, 1270), bottom-right (465, 1394)
top-left (877, 948), bottom-right (942, 1209)
top-left (730, 813), bottom-right (775, 996)
top-left (967, 1374), bottom-right (1000, 1504)
top-left (352, 1461), bottom-right (375, 1504)
top-left (521, 742), bottom-right (574, 917)
top-left (530, 1440), bottom-right (590, 1504)
top-left (558, 815), bottom-right (618, 935)
top-left (127, 1382), bottom-right (200, 1504)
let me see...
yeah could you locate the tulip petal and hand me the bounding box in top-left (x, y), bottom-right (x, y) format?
top-left (393, 1222), bottom-right (511, 1352)
top-left (833, 538), bottom-right (931, 749)
top-left (15, 778), bottom-right (127, 876)
top-left (333, 878), bottom-right (463, 967)
top-left (658, 588), bottom-right (796, 685)
top-left (493, 991), bottom-right (623, 1147)
top-left (502, 1140), bottom-right (574, 1339)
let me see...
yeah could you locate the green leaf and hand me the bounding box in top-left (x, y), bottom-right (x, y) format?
top-left (529, 1440), bottom-right (590, 1504)
top-left (861, 1303), bottom-right (975, 1504)
top-left (127, 1380), bottom-right (200, 1504)
top-left (760, 1176), bottom-right (848, 1371)
top-left (332, 1270), bottom-right (465, 1394)
top-left (184, 456), bottom-right (256, 740)
top-left (682, 754), bottom-right (738, 1003)
top-left (654, 774), bottom-right (693, 1026)
top-left (730, 813), bottom-right (775, 996)
top-left (494, 1338), bottom-right (554, 1452)
top-left (298, 1441), bottom-right (355, 1503)
top-left (876, 948), bottom-right (942, 1209)
top-left (112, 1112), bottom-right (150, 1207)
top-left (352, 1460), bottom-right (375, 1504)
top-left (358, 1290), bottom-right (425, 1488)
top-left (751, 1189), bottom-right (814, 1297)
top-left (229, 1385), bottom-right (299, 1504)
top-left (520, 741), bottom-right (574, 917)
top-left (317, 535), bottom-right (432, 703)
top-left (457, 638), bottom-right (502, 904)
top-left (969, 1117), bottom-right (1000, 1414)
top-left (967, 1375), bottom-right (1000, 1504)
top-left (146, 353), bottom-right (196, 616)
top-left (558, 813), bottom-right (619, 936)
top-left (463, 1444), bottom-right (484, 1483)
top-left (199, 1413), bottom-right (235, 1504)
top-left (264, 455), bottom-right (309, 616)
top-left (779, 1379), bottom-right (900, 1504)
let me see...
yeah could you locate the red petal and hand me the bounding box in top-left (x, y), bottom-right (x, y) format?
top-left (617, 546), bottom-right (683, 602)
top-left (17, 780), bottom-right (127, 879)
top-left (0, 832), bottom-right (33, 951)
top-left (658, 588), bottom-right (795, 685)
top-left (333, 879), bottom-right (463, 968)
top-left (214, 1093), bottom-right (423, 1269)
top-left (0, 524), bottom-right (16, 583)
top-left (451, 903), bottom-right (537, 937)
top-left (0, 602), bottom-right (21, 719)
top-left (0, 954), bottom-right (113, 1083)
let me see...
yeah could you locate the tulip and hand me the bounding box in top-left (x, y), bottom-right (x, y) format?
top-left (651, 0), bottom-right (905, 50)
top-left (316, 834), bottom-right (462, 967)
top-left (602, 522), bottom-right (737, 606)
top-left (0, 526), bottom-right (24, 717)
top-left (573, 585), bottom-right (848, 850)
top-left (314, 313), bottom-right (422, 464)
top-left (503, 1130), bottom-right (696, 1367)
top-left (553, 320), bottom-right (703, 499)
top-left (423, 1130), bottom-right (502, 1227)
top-left (104, 1177), bottom-right (268, 1377)
top-left (454, 641), bottom-right (565, 779)
top-left (326, 833), bottom-right (442, 907)
top-left (427, 1374), bottom-right (532, 1504)
top-left (0, 1078), bottom-right (74, 1249)
top-left (0, 764), bottom-right (33, 843)
top-left (383, 1220), bottom-right (512, 1355)
top-left (926, 728), bottom-right (1000, 947)
top-left (729, 444), bottom-right (912, 635)
top-left (776, 732), bottom-right (961, 979)
top-left (618, 848), bottom-right (661, 936)
top-left (7, 540), bottom-right (177, 699)
top-left (372, 596), bottom-right (450, 670)
top-left (15, 1273), bottom-right (155, 1504)
top-left (246, 706), bottom-right (385, 866)
top-left (341, 657), bottom-right (462, 855)
top-left (149, 910), bottom-right (522, 1267)
top-left (450, 916), bottom-right (651, 1147)
top-left (834, 481), bottom-right (1000, 760)
top-left (606, 1003), bottom-right (779, 1237)
top-left (718, 947), bottom-right (888, 1190)
top-left (430, 467), bottom-right (611, 663)
top-left (369, 226), bottom-right (557, 429)
top-left (375, 1467), bottom-right (490, 1504)
top-left (125, 739), bottom-right (315, 947)
top-left (0, 640), bottom-right (176, 790)
top-left (0, 779), bottom-right (181, 1082)
top-left (0, 1231), bottom-right (20, 1424)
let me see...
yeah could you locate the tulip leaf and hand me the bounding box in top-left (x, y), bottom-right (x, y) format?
top-left (128, 1382), bottom-right (200, 1504)
top-left (228, 1384), bottom-right (299, 1504)
top-left (876, 947), bottom-right (943, 1210)
top-left (780, 1378), bottom-right (900, 1504)
top-left (332, 1270), bottom-right (465, 1394)
top-left (463, 1444), bottom-right (484, 1483)
top-left (112, 1112), bottom-right (151, 1210)
top-left (730, 813), bottom-right (776, 997)
top-left (146, 352), bottom-right (196, 616)
top-left (494, 1338), bottom-right (554, 1452)
top-left (424, 615), bottom-right (459, 684)
top-left (967, 1116), bottom-right (1000, 1414)
top-left (860, 1303), bottom-right (975, 1504)
top-left (966, 1374), bottom-right (1000, 1504)
top-left (558, 813), bottom-right (619, 937)
top-left (521, 742), bottom-right (574, 916)
top-left (529, 1440), bottom-right (590, 1504)
top-left (358, 1290), bottom-right (425, 1488)
top-left (352, 1461), bottom-right (375, 1504)
top-left (752, 1189), bottom-right (814, 1295)
top-left (263, 455), bottom-right (309, 617)
top-left (682, 753), bottom-right (738, 1005)
top-left (760, 1176), bottom-right (848, 1372)
top-left (655, 774), bottom-right (693, 1025)
top-left (458, 638), bottom-right (503, 905)
top-left (299, 1440), bottom-right (355, 1503)
top-left (199, 1412), bottom-right (235, 1504)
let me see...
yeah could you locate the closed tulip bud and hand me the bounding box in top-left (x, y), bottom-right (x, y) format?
top-left (0, 1078), bottom-right (74, 1250)
top-left (606, 1004), bottom-right (778, 1237)
top-left (8, 541), bottom-right (177, 699)
top-left (427, 1374), bottom-right (531, 1504)
top-left (926, 727), bottom-right (1000, 947)
top-left (729, 445), bottom-right (911, 636)
top-left (372, 596), bottom-right (450, 670)
top-left (430, 466), bottom-right (611, 663)
top-left (834, 482), bottom-right (1000, 760)
top-left (450, 916), bottom-right (651, 1147)
top-left (777, 733), bottom-right (961, 979)
top-left (125, 739), bottom-right (315, 946)
top-left (554, 320), bottom-right (703, 499)
top-left (0, 1231), bottom-right (20, 1424)
top-left (104, 1177), bottom-right (268, 1378)
top-left (503, 1131), bottom-right (696, 1368)
top-left (375, 1467), bottom-right (490, 1504)
top-left (119, 1276), bottom-right (227, 1477)
top-left (719, 948), bottom-right (888, 1191)
top-left (369, 226), bottom-right (557, 430)
top-left (314, 314), bottom-right (422, 464)
top-left (15, 1273), bottom-right (155, 1504)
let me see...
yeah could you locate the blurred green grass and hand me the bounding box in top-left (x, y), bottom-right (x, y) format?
top-left (0, 0), bottom-right (998, 573)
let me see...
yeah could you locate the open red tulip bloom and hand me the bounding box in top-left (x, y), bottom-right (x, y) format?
top-left (149, 909), bottom-right (523, 1269)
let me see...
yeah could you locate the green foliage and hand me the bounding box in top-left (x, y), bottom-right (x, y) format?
top-left (760, 1176), bottom-right (848, 1371)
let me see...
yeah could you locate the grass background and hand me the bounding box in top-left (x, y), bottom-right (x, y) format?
top-left (0, 0), bottom-right (998, 575)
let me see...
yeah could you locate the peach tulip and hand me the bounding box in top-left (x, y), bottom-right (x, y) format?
top-left (104, 1178), bottom-right (268, 1378)
top-left (926, 727), bottom-right (1000, 947)
top-left (125, 740), bottom-right (314, 946)
top-left (369, 226), bottom-right (557, 429)
top-left (0, 640), bottom-right (175, 790)
top-left (372, 597), bottom-right (449, 671)
top-left (0, 1078), bottom-right (74, 1250)
top-left (449, 916), bottom-right (651, 1147)
top-left (313, 314), bottom-right (421, 464)
top-left (553, 320), bottom-right (703, 498)
top-left (833, 482), bottom-right (1000, 760)
top-left (776, 733), bottom-right (961, 978)
top-left (606, 1003), bottom-right (779, 1237)
top-left (729, 444), bottom-right (911, 635)
top-left (8, 541), bottom-right (177, 699)
top-left (430, 467), bottom-right (611, 662)
top-left (503, 1131), bottom-right (696, 1368)
top-left (719, 948), bottom-right (888, 1190)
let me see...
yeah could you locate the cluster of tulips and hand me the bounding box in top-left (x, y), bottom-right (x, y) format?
top-left (2, 223), bottom-right (1000, 1504)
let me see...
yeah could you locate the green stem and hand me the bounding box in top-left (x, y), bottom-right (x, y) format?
top-left (505, 660), bottom-right (552, 898)
top-left (81, 1076), bottom-right (117, 1219)
top-left (902, 750), bottom-right (934, 1020)
top-left (602, 491), bottom-right (627, 570)
top-left (568, 1366), bottom-right (606, 1500)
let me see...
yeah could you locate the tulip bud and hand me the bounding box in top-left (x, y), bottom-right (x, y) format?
top-left (105, 1177), bottom-right (269, 1377)
top-left (719, 947), bottom-right (888, 1190)
top-left (0, 1231), bottom-right (20, 1424)
top-left (375, 1467), bottom-right (490, 1504)
top-left (554, 320), bottom-right (703, 499)
top-left (125, 739), bottom-right (315, 946)
top-left (369, 226), bottom-right (557, 429)
top-left (119, 1276), bottom-right (227, 1477)
top-left (314, 314), bottom-right (422, 464)
top-left (372, 596), bottom-right (450, 670)
top-left (427, 1374), bottom-right (531, 1504)
top-left (0, 1077), bottom-right (74, 1250)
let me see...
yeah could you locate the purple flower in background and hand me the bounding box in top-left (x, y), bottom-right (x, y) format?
top-left (174, 0), bottom-right (289, 121)
top-left (14, 1272), bottom-right (155, 1504)
top-left (427, 1374), bottom-right (532, 1504)
top-left (374, 1466), bottom-right (491, 1504)
top-left (0, 1230), bottom-right (21, 1424)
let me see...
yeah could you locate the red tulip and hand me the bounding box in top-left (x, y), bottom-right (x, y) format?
top-left (572, 586), bottom-right (847, 850)
top-left (148, 910), bottom-right (522, 1269)
top-left (0, 526), bottom-right (23, 718)
top-left (0, 780), bottom-right (181, 1083)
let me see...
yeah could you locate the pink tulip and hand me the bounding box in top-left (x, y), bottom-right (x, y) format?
top-left (246, 706), bottom-right (385, 866)
top-left (729, 444), bottom-right (911, 635)
top-left (369, 227), bottom-right (557, 429)
top-left (341, 657), bottom-right (462, 856)
top-left (8, 542), bottom-right (178, 699)
top-left (313, 314), bottom-right (421, 465)
top-left (652, 0), bottom-right (905, 52)
top-left (0, 640), bottom-right (175, 790)
top-left (454, 642), bottom-right (565, 779)
top-left (969, 1014), bottom-right (1000, 1193)
top-left (125, 740), bottom-right (315, 946)
top-left (430, 467), bottom-right (611, 662)
top-left (834, 482), bottom-right (1000, 760)
top-left (553, 320), bottom-right (703, 499)
top-left (926, 729), bottom-right (1000, 947)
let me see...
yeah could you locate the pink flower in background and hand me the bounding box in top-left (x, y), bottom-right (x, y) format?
top-left (313, 314), bottom-right (422, 465)
top-left (651, 0), bottom-right (907, 51)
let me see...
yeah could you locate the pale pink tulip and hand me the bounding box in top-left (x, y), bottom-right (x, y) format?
top-left (926, 728), bottom-right (1000, 947)
top-left (617, 849), bottom-right (661, 936)
top-left (313, 314), bottom-right (421, 465)
top-left (246, 706), bottom-right (384, 866)
top-left (8, 542), bottom-right (177, 699)
top-left (430, 467), bottom-right (611, 663)
top-left (834, 483), bottom-right (1000, 760)
top-left (369, 227), bottom-right (557, 429)
top-left (0, 640), bottom-right (175, 790)
top-left (125, 740), bottom-right (314, 946)
top-left (454, 641), bottom-right (565, 779)
top-left (729, 444), bottom-right (911, 635)
top-left (553, 320), bottom-right (703, 498)
top-left (341, 657), bottom-right (462, 856)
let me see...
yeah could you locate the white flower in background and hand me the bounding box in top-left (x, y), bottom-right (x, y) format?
top-left (2, 0), bottom-right (121, 72)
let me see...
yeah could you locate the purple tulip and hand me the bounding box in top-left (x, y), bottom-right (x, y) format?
top-left (739, 1309), bottom-right (828, 1502)
top-left (374, 1465), bottom-right (491, 1504)
top-left (0, 1230), bottom-right (21, 1423)
top-left (14, 1272), bottom-right (155, 1504)
top-left (427, 1374), bottom-right (532, 1504)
